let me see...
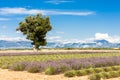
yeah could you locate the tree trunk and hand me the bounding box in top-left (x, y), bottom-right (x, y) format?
top-left (33, 45), bottom-right (38, 52)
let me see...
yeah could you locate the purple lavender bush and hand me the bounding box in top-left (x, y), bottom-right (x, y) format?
top-left (10, 56), bottom-right (120, 74)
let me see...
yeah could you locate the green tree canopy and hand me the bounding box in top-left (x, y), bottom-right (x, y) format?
top-left (16, 14), bottom-right (52, 50)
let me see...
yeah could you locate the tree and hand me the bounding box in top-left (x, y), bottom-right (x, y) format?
top-left (16, 14), bottom-right (52, 50)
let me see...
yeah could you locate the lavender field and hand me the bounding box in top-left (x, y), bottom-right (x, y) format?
top-left (0, 52), bottom-right (120, 68)
top-left (0, 50), bottom-right (120, 80)
top-left (10, 56), bottom-right (120, 73)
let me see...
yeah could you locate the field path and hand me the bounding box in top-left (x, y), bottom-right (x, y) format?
top-left (0, 69), bottom-right (89, 80)
top-left (0, 69), bottom-right (120, 80)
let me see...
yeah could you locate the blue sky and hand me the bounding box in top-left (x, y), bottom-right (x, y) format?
top-left (0, 0), bottom-right (120, 43)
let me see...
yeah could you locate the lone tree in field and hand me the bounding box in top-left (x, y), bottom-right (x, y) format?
top-left (16, 14), bottom-right (52, 50)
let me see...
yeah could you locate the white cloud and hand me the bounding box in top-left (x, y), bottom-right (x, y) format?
top-left (16, 31), bottom-right (21, 34)
top-left (45, 0), bottom-right (74, 4)
top-left (47, 36), bottom-right (83, 43)
top-left (0, 36), bottom-right (27, 41)
top-left (47, 11), bottom-right (95, 16)
top-left (95, 33), bottom-right (109, 40)
top-left (47, 36), bottom-right (61, 39)
top-left (0, 7), bottom-right (95, 16)
top-left (0, 18), bottom-right (10, 21)
top-left (47, 33), bottom-right (120, 43)
top-left (47, 36), bottom-right (64, 43)
top-left (94, 33), bottom-right (120, 43)
top-left (47, 36), bottom-right (61, 42)
top-left (0, 7), bottom-right (44, 15)
top-left (1, 33), bottom-right (120, 43)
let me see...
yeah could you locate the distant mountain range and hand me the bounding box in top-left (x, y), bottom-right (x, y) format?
top-left (0, 39), bottom-right (120, 49)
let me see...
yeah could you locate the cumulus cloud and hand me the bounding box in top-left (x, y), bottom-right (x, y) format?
top-left (95, 33), bottom-right (109, 40)
top-left (44, 0), bottom-right (74, 4)
top-left (0, 7), bottom-right (95, 16)
top-left (47, 33), bottom-right (120, 43)
top-left (94, 33), bottom-right (120, 43)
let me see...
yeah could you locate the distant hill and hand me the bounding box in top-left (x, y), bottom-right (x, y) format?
top-left (0, 40), bottom-right (32, 49)
top-left (0, 39), bottom-right (120, 49)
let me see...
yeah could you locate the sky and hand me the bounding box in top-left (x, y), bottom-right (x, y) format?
top-left (0, 0), bottom-right (120, 43)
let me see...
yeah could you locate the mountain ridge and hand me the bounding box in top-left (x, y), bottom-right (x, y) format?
top-left (0, 39), bottom-right (120, 49)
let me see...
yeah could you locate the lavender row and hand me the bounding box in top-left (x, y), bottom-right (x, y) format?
top-left (10, 56), bottom-right (120, 74)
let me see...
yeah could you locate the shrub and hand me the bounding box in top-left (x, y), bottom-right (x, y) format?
top-left (1, 64), bottom-right (9, 69)
top-left (45, 67), bottom-right (57, 75)
top-left (27, 66), bottom-right (39, 73)
top-left (118, 70), bottom-right (120, 76)
top-left (99, 72), bottom-right (111, 79)
top-left (85, 68), bottom-right (95, 74)
top-left (103, 67), bottom-right (113, 72)
top-left (59, 66), bottom-right (68, 73)
top-left (12, 64), bottom-right (25, 71)
top-left (111, 66), bottom-right (120, 71)
top-left (89, 73), bottom-right (101, 80)
top-left (94, 68), bottom-right (104, 73)
top-left (76, 70), bottom-right (87, 76)
top-left (109, 71), bottom-right (119, 78)
top-left (71, 64), bottom-right (82, 70)
top-left (64, 70), bottom-right (76, 77)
